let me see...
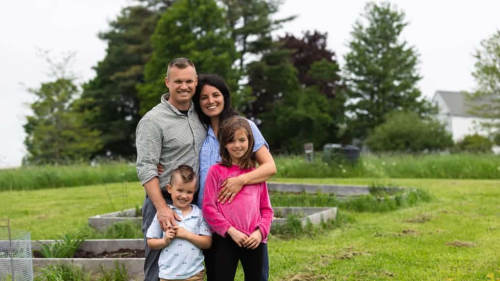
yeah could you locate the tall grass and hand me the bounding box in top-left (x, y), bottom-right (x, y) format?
top-left (275, 153), bottom-right (500, 179)
top-left (2, 153), bottom-right (500, 191)
top-left (0, 163), bottom-right (136, 191)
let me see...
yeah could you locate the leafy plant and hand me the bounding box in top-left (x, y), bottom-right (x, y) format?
top-left (96, 262), bottom-right (129, 281)
top-left (34, 265), bottom-right (91, 281)
top-left (454, 134), bottom-right (493, 153)
top-left (38, 233), bottom-right (86, 258)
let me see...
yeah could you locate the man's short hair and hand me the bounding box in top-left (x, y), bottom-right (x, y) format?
top-left (169, 165), bottom-right (196, 185)
top-left (166, 58), bottom-right (196, 78)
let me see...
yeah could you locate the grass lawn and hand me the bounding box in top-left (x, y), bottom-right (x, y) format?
top-left (2, 178), bottom-right (500, 280)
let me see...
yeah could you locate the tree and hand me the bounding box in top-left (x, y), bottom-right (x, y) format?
top-left (24, 55), bottom-right (102, 165)
top-left (344, 2), bottom-right (434, 141)
top-left (78, 2), bottom-right (173, 158)
top-left (467, 30), bottom-right (500, 136)
top-left (138, 0), bottom-right (237, 114)
top-left (366, 111), bottom-right (453, 153)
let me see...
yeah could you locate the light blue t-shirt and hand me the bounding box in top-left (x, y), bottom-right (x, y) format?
top-left (146, 204), bottom-right (211, 280)
top-left (198, 119), bottom-right (269, 207)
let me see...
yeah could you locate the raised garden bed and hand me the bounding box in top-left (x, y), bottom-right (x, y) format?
top-left (273, 207), bottom-right (337, 227)
top-left (31, 239), bottom-right (145, 280)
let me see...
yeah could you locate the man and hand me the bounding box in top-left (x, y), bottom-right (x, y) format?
top-left (136, 58), bottom-right (206, 281)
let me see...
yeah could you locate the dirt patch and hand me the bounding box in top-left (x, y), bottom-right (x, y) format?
top-left (404, 214), bottom-right (431, 223)
top-left (445, 240), bottom-right (476, 248)
top-left (336, 247), bottom-right (370, 260)
top-left (287, 273), bottom-right (328, 281)
top-left (401, 229), bottom-right (419, 236)
top-left (33, 249), bottom-right (145, 258)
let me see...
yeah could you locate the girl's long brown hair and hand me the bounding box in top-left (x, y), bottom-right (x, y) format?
top-left (218, 116), bottom-right (255, 169)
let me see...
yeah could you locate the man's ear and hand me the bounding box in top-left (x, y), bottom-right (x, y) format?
top-left (164, 77), bottom-right (170, 88)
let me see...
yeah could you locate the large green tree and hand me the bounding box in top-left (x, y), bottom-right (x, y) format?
top-left (24, 75), bottom-right (102, 165)
top-left (138, 0), bottom-right (237, 114)
top-left (79, 2), bottom-right (173, 158)
top-left (344, 2), bottom-right (433, 141)
top-left (467, 30), bottom-right (500, 137)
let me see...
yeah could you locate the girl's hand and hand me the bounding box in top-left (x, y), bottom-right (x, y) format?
top-left (227, 227), bottom-right (248, 247)
top-left (157, 164), bottom-right (165, 175)
top-left (218, 176), bottom-right (244, 204)
top-left (243, 229), bottom-right (262, 249)
top-left (173, 226), bottom-right (189, 239)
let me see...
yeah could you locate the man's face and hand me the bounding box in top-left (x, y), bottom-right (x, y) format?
top-left (165, 66), bottom-right (197, 110)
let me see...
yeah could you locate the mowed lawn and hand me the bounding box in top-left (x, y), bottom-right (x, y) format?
top-left (2, 178), bottom-right (500, 280)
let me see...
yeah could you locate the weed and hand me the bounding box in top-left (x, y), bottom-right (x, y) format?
top-left (96, 262), bottom-right (129, 281)
top-left (37, 233), bottom-right (86, 258)
top-left (80, 220), bottom-right (142, 239)
top-left (34, 264), bottom-right (91, 281)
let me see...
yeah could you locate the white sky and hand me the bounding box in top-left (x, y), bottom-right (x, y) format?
top-left (1, 0), bottom-right (499, 168)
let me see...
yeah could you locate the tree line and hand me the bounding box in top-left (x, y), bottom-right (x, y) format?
top-left (23, 0), bottom-right (500, 165)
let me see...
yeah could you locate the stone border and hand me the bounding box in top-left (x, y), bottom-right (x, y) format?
top-left (32, 258), bottom-right (144, 280)
top-left (267, 182), bottom-right (400, 196)
top-left (273, 207), bottom-right (337, 227)
top-left (32, 239), bottom-right (144, 255)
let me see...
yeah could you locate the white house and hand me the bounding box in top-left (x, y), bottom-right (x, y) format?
top-left (432, 90), bottom-right (495, 142)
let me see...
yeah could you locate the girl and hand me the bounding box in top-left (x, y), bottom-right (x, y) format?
top-left (202, 116), bottom-right (273, 281)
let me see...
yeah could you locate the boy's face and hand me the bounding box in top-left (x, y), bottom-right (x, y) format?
top-left (167, 174), bottom-right (196, 210)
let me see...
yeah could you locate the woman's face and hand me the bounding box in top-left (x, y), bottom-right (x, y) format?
top-left (199, 84), bottom-right (225, 119)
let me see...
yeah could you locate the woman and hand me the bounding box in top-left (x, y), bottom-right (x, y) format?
top-left (161, 74), bottom-right (276, 281)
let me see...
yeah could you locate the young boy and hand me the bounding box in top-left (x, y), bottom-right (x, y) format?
top-left (147, 165), bottom-right (212, 281)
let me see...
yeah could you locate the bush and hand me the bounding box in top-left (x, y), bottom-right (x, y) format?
top-left (454, 134), bottom-right (493, 153)
top-left (366, 111), bottom-right (453, 153)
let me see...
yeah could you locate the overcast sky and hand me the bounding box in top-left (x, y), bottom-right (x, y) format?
top-left (1, 0), bottom-right (499, 168)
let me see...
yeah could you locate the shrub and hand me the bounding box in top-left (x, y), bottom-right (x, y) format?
top-left (454, 134), bottom-right (493, 153)
top-left (366, 111), bottom-right (453, 153)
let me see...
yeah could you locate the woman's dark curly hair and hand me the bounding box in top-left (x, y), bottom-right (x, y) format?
top-left (193, 74), bottom-right (238, 127)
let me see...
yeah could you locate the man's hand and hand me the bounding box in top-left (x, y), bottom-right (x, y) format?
top-left (218, 176), bottom-right (244, 204)
top-left (243, 229), bottom-right (262, 249)
top-left (157, 207), bottom-right (180, 230)
top-left (173, 226), bottom-right (189, 239)
top-left (227, 227), bottom-right (248, 247)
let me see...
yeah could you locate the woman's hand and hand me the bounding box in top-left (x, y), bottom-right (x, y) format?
top-left (227, 227), bottom-right (248, 247)
top-left (157, 164), bottom-right (165, 175)
top-left (243, 229), bottom-right (262, 249)
top-left (218, 176), bottom-right (245, 204)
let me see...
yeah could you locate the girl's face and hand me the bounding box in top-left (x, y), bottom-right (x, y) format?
top-left (225, 128), bottom-right (249, 165)
top-left (199, 84), bottom-right (224, 120)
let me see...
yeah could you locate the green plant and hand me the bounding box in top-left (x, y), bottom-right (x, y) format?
top-left (96, 262), bottom-right (129, 281)
top-left (38, 233), bottom-right (86, 258)
top-left (34, 265), bottom-right (91, 281)
top-left (454, 134), bottom-right (493, 153)
top-left (81, 220), bottom-right (142, 239)
top-left (366, 111), bottom-right (453, 153)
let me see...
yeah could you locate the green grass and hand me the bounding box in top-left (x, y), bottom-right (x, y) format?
top-left (3, 178), bottom-right (500, 280)
top-left (0, 163), bottom-right (137, 191)
top-left (1, 182), bottom-right (144, 239)
top-left (275, 153), bottom-right (500, 179)
top-left (2, 153), bottom-right (500, 191)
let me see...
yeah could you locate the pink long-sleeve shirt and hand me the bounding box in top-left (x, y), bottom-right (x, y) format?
top-left (202, 164), bottom-right (273, 243)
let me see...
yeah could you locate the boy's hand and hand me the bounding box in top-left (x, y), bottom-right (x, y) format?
top-left (173, 226), bottom-right (189, 239)
top-left (227, 227), bottom-right (248, 247)
top-left (243, 229), bottom-right (262, 249)
top-left (218, 176), bottom-right (244, 204)
top-left (163, 227), bottom-right (176, 244)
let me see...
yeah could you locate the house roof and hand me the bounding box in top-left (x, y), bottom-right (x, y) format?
top-left (433, 90), bottom-right (487, 117)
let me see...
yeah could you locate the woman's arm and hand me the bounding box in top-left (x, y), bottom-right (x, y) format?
top-left (218, 146), bottom-right (277, 204)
